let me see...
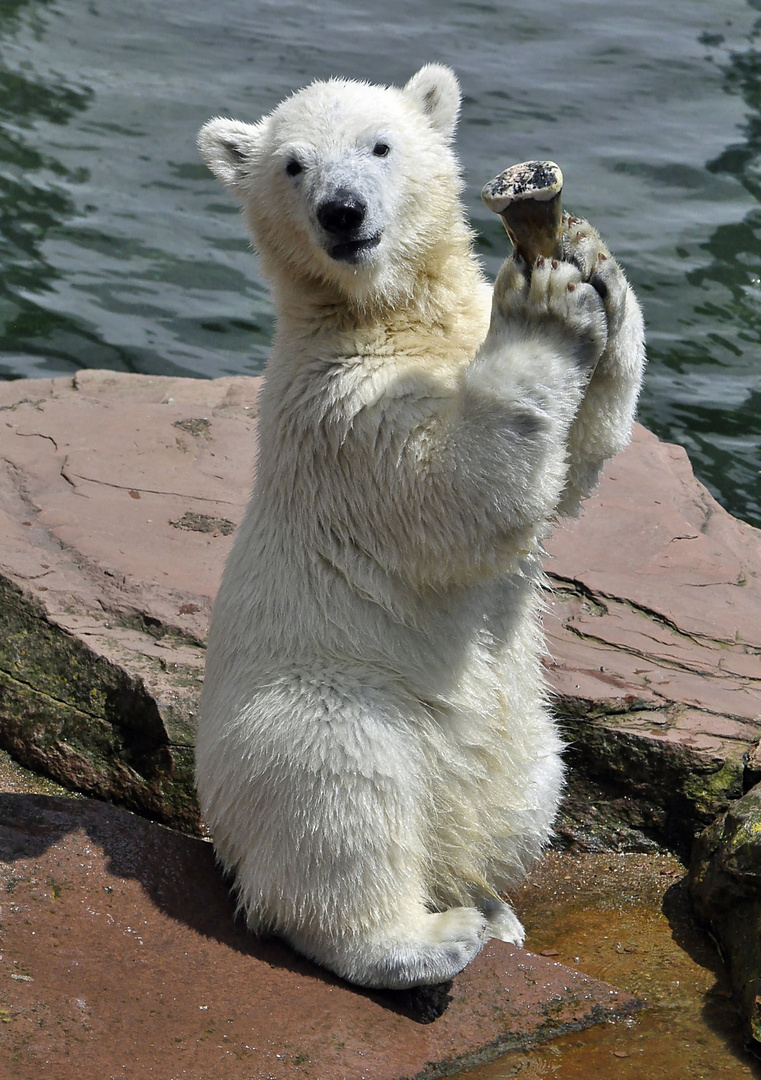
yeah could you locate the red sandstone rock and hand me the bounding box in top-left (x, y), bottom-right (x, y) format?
top-left (0, 794), bottom-right (638, 1080)
top-left (0, 371), bottom-right (257, 831)
top-left (545, 428), bottom-right (760, 728)
top-left (544, 427), bottom-right (761, 841)
top-left (0, 370), bottom-right (759, 839)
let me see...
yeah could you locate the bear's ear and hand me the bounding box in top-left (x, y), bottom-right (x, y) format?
top-left (197, 117), bottom-right (267, 193)
top-left (403, 64), bottom-right (461, 140)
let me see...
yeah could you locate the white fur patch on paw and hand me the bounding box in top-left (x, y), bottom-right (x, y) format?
top-left (425, 905), bottom-right (488, 947)
top-left (335, 907), bottom-right (489, 988)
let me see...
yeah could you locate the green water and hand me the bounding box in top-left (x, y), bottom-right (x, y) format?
top-left (0, 0), bottom-right (759, 527)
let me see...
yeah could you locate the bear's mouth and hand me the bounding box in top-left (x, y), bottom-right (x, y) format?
top-left (329, 233), bottom-right (382, 264)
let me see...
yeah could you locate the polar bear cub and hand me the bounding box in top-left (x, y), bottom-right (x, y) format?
top-left (195, 64), bottom-right (645, 989)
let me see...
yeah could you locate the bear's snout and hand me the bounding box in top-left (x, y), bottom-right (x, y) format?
top-left (317, 189), bottom-right (367, 236)
top-left (316, 188), bottom-right (381, 264)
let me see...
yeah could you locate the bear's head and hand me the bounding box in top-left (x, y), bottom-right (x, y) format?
top-left (198, 65), bottom-right (467, 308)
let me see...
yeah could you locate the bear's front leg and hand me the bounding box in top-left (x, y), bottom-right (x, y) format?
top-left (556, 214), bottom-right (646, 512)
top-left (460, 245), bottom-right (611, 542)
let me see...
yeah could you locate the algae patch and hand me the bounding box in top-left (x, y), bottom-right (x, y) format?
top-left (0, 575), bottom-right (202, 833)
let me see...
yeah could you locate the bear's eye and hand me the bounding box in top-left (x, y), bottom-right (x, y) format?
top-left (285, 158), bottom-right (303, 177)
top-left (372, 142), bottom-right (391, 158)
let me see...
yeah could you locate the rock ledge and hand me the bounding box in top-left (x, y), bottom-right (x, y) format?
top-left (0, 370), bottom-right (759, 847)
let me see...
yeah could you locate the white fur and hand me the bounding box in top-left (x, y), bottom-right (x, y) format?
top-left (195, 65), bottom-right (646, 989)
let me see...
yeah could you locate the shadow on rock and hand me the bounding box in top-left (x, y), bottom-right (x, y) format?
top-left (0, 792), bottom-right (450, 1024)
top-left (663, 863), bottom-right (761, 1071)
top-left (688, 784), bottom-right (761, 1059)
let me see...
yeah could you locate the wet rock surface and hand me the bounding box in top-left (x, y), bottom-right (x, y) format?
top-left (0, 793), bottom-right (638, 1080)
top-left (689, 782), bottom-right (761, 1051)
top-left (0, 370), bottom-right (758, 847)
top-left (481, 851), bottom-right (756, 1078)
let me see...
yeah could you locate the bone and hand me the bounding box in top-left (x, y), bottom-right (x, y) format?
top-left (481, 160), bottom-right (563, 266)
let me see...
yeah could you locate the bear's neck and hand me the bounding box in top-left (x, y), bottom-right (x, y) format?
top-left (270, 234), bottom-right (489, 365)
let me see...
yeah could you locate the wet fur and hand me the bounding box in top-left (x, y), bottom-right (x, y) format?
top-left (195, 65), bottom-right (646, 988)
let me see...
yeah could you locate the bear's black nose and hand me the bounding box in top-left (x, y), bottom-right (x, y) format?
top-left (317, 190), bottom-right (367, 236)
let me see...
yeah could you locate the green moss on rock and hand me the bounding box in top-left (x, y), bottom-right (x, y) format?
top-left (0, 576), bottom-right (201, 834)
top-left (690, 784), bottom-right (761, 1049)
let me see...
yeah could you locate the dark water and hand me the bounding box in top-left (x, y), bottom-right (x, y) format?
top-left (1, 0), bottom-right (760, 527)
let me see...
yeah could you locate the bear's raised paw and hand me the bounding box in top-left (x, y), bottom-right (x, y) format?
top-left (491, 251), bottom-right (609, 374)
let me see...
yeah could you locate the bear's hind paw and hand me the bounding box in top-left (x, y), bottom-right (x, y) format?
top-left (376, 906), bottom-right (488, 988)
top-left (303, 906), bottom-right (488, 989)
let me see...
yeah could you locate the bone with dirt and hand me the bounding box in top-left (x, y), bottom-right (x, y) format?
top-left (481, 160), bottom-right (563, 265)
